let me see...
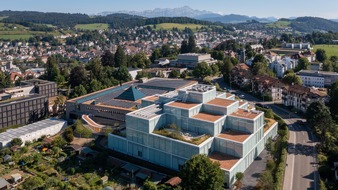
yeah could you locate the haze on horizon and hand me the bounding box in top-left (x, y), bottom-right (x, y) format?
top-left (2, 0), bottom-right (338, 19)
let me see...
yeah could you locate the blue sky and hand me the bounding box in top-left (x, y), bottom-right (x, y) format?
top-left (2, 0), bottom-right (338, 19)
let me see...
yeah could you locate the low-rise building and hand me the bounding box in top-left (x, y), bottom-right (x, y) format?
top-left (252, 76), bottom-right (284, 101)
top-left (285, 43), bottom-right (311, 50)
top-left (230, 64), bottom-right (253, 89)
top-left (108, 84), bottom-right (278, 186)
top-left (170, 53), bottom-right (217, 69)
top-left (282, 85), bottom-right (328, 112)
top-left (0, 118), bottom-right (67, 148)
top-left (297, 70), bottom-right (338, 88)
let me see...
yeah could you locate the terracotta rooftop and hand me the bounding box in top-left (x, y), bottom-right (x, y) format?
top-left (209, 152), bottom-right (240, 171)
top-left (230, 109), bottom-right (261, 120)
top-left (192, 112), bottom-right (223, 122)
top-left (218, 130), bottom-right (251, 142)
top-left (165, 177), bottom-right (182, 186)
top-left (167, 101), bottom-right (199, 109)
top-left (238, 101), bottom-right (247, 106)
top-left (206, 98), bottom-right (236, 107)
top-left (226, 93), bottom-right (235, 98)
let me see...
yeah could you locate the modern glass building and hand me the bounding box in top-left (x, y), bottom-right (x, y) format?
top-left (108, 84), bottom-right (278, 186)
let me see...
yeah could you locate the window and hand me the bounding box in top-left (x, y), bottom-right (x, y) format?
top-left (178, 164), bottom-right (184, 170)
top-left (138, 151), bottom-right (142, 157)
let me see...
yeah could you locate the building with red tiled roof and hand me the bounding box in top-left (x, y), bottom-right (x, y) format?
top-left (252, 75), bottom-right (284, 101)
top-left (230, 63), bottom-right (253, 89)
top-left (282, 84), bottom-right (328, 112)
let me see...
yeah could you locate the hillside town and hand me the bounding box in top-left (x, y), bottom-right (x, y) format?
top-left (0, 4), bottom-right (338, 190)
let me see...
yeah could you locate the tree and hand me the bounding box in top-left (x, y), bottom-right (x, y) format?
top-left (282, 73), bottom-right (302, 85)
top-left (46, 56), bottom-right (60, 82)
top-left (22, 176), bottom-right (44, 190)
top-left (114, 45), bottom-right (126, 67)
top-left (330, 55), bottom-right (338, 63)
top-left (74, 119), bottom-right (92, 138)
top-left (10, 138), bottom-right (23, 146)
top-left (329, 81), bottom-right (338, 119)
top-left (180, 154), bottom-right (224, 190)
top-left (193, 62), bottom-right (212, 79)
top-left (211, 64), bottom-right (220, 76)
top-left (161, 44), bottom-right (172, 57)
top-left (306, 101), bottom-right (337, 149)
top-left (169, 70), bottom-right (180, 78)
top-left (235, 172), bottom-right (244, 188)
top-left (69, 65), bottom-right (87, 87)
top-left (64, 127), bottom-right (74, 142)
top-left (101, 50), bottom-right (114, 67)
top-left (87, 79), bottom-right (103, 93)
top-left (322, 61), bottom-right (333, 71)
top-left (316, 49), bottom-right (327, 62)
top-left (180, 40), bottom-right (189, 54)
top-left (115, 65), bottom-right (132, 86)
top-left (143, 180), bottom-right (158, 190)
top-left (52, 136), bottom-right (67, 148)
top-left (150, 48), bottom-right (161, 63)
top-left (187, 35), bottom-right (197, 53)
top-left (252, 54), bottom-right (267, 65)
top-left (259, 170), bottom-right (274, 190)
top-left (73, 84), bottom-right (87, 97)
top-left (296, 57), bottom-right (309, 71)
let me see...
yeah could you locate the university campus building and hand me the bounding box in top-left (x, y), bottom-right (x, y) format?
top-left (0, 79), bottom-right (56, 129)
top-left (108, 83), bottom-right (278, 186)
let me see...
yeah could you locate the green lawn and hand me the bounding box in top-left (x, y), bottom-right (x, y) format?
top-left (0, 34), bottom-right (32, 40)
top-left (266, 21), bottom-right (291, 28)
top-left (313, 44), bottom-right (338, 57)
top-left (74, 23), bottom-right (109, 30)
top-left (150, 23), bottom-right (205, 31)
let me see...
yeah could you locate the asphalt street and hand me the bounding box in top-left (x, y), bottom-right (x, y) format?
top-left (214, 78), bottom-right (318, 190)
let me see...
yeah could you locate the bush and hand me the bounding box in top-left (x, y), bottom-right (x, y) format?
top-left (64, 127), bottom-right (74, 142)
top-left (10, 138), bottom-right (23, 146)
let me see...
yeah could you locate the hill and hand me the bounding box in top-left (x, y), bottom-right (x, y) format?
top-left (200, 14), bottom-right (276, 24)
top-left (290, 17), bottom-right (338, 32)
top-left (0, 11), bottom-right (218, 29)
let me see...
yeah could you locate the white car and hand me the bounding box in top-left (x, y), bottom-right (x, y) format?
top-left (239, 94), bottom-right (245, 98)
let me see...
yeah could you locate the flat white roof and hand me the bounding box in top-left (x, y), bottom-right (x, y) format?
top-left (0, 118), bottom-right (66, 142)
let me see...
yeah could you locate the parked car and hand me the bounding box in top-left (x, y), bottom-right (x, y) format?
top-left (255, 103), bottom-right (269, 109)
top-left (239, 94), bottom-right (245, 98)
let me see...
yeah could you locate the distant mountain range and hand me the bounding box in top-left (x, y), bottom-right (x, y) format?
top-left (98, 6), bottom-right (278, 23)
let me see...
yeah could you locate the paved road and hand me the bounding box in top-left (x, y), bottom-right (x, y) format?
top-left (214, 78), bottom-right (318, 190)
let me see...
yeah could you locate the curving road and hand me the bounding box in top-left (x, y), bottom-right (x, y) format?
top-left (214, 77), bottom-right (318, 190)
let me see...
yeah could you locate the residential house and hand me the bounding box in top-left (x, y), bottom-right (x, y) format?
top-left (231, 64), bottom-right (253, 89)
top-left (252, 76), bottom-right (284, 101)
top-left (270, 57), bottom-right (297, 78)
top-left (282, 85), bottom-right (328, 112)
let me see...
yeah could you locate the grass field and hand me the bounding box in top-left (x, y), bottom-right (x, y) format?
top-left (74, 23), bottom-right (109, 30)
top-left (266, 21), bottom-right (291, 28)
top-left (150, 23), bottom-right (205, 31)
top-left (313, 44), bottom-right (338, 57)
top-left (0, 34), bottom-right (32, 40)
top-left (0, 16), bottom-right (8, 21)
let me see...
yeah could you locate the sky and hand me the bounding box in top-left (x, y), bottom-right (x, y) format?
top-left (1, 0), bottom-right (338, 19)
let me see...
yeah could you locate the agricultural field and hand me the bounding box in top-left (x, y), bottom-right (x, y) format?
top-left (150, 23), bottom-right (205, 31)
top-left (0, 34), bottom-right (32, 40)
top-left (74, 23), bottom-right (109, 30)
top-left (0, 16), bottom-right (8, 21)
top-left (266, 21), bottom-right (291, 28)
top-left (313, 44), bottom-right (338, 57)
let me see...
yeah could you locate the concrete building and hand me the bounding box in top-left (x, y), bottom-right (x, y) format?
top-left (66, 78), bottom-right (197, 126)
top-left (170, 53), bottom-right (217, 69)
top-left (108, 84), bottom-right (278, 186)
top-left (285, 43), bottom-right (311, 50)
top-left (297, 70), bottom-right (338, 88)
top-left (282, 85), bottom-right (328, 112)
top-left (0, 118), bottom-right (67, 148)
top-left (0, 79), bottom-right (56, 128)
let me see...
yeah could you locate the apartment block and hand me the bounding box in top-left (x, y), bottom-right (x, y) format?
top-left (108, 84), bottom-right (278, 186)
top-left (297, 70), bottom-right (338, 88)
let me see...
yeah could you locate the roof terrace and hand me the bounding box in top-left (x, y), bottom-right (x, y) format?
top-left (217, 130), bottom-right (251, 143)
top-left (230, 109), bottom-right (262, 120)
top-left (192, 112), bottom-right (224, 122)
top-left (206, 98), bottom-right (237, 107)
top-left (209, 152), bottom-right (240, 171)
top-left (167, 101), bottom-right (199, 109)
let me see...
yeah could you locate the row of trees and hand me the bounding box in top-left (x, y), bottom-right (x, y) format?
top-left (305, 101), bottom-right (338, 189)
